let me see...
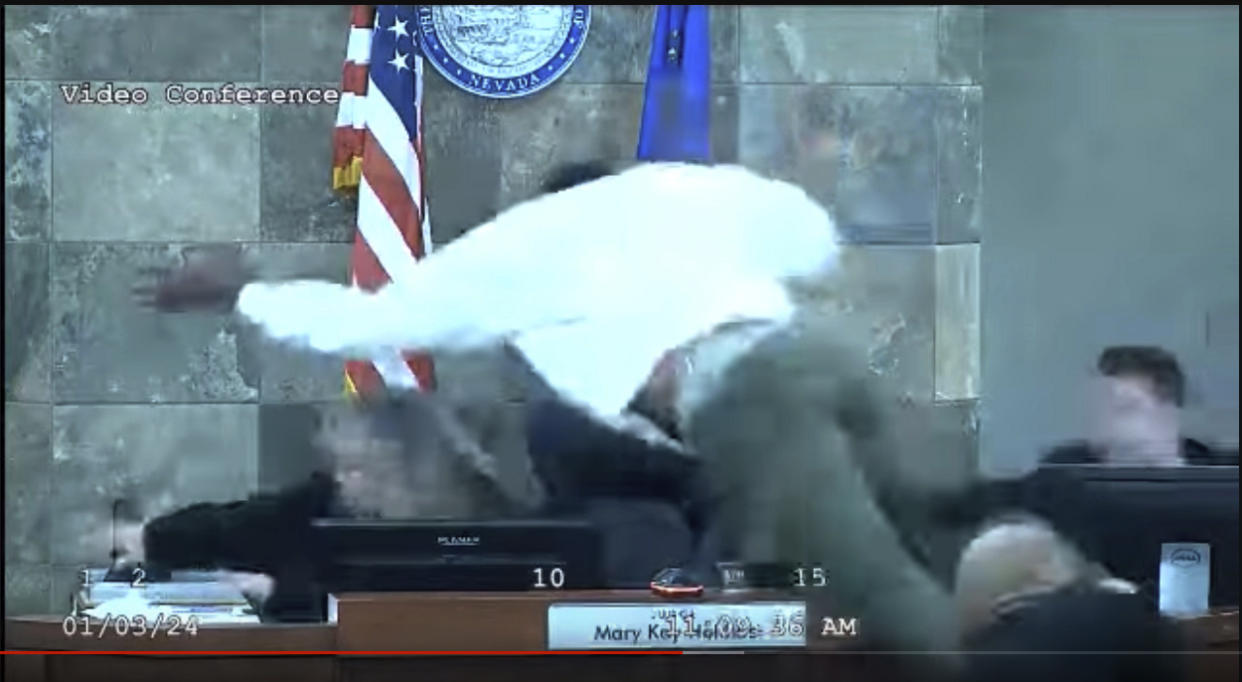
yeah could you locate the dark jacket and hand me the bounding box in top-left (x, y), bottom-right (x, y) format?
top-left (964, 587), bottom-right (1185, 682)
top-left (937, 436), bottom-right (1236, 530)
top-left (140, 403), bottom-right (707, 620)
top-left (142, 472), bottom-right (339, 621)
top-left (526, 399), bottom-right (711, 585)
top-left (526, 399), bottom-right (710, 530)
top-left (1043, 438), bottom-right (1235, 466)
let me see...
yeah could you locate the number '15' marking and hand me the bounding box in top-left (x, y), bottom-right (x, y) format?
top-left (793, 567), bottom-right (827, 587)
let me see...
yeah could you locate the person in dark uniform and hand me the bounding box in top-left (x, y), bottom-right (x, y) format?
top-left (936, 344), bottom-right (1236, 551)
top-left (1044, 345), bottom-right (1232, 466)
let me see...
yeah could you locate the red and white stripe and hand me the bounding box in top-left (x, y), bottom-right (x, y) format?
top-left (335, 5), bottom-right (436, 395)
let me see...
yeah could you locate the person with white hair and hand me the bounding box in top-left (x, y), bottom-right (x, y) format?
top-left (954, 513), bottom-right (1136, 637)
top-left (955, 514), bottom-right (1183, 682)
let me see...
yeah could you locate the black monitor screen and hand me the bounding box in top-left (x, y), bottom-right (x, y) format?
top-left (1030, 466), bottom-right (1239, 607)
top-left (310, 518), bottom-right (603, 593)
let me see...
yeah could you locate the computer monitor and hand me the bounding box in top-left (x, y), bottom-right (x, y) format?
top-left (1032, 465), bottom-right (1239, 607)
top-left (310, 518), bottom-right (603, 592)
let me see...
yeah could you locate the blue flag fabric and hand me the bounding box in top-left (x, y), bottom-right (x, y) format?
top-left (636, 5), bottom-right (711, 162)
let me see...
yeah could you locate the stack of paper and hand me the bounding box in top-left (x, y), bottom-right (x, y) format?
top-left (75, 570), bottom-right (259, 626)
top-left (81, 591), bottom-right (259, 626)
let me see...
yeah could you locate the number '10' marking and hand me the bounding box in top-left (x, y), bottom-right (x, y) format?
top-left (533, 567), bottom-right (565, 589)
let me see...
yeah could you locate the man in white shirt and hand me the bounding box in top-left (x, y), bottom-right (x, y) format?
top-left (132, 162), bottom-right (964, 653)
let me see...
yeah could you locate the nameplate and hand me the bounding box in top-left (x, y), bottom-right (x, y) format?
top-left (547, 602), bottom-right (807, 650)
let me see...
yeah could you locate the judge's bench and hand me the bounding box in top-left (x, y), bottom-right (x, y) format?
top-left (7, 466), bottom-right (1237, 681)
top-left (5, 591), bottom-right (1238, 682)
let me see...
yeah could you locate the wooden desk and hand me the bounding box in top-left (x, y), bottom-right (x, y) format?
top-left (2, 617), bottom-right (335, 682)
top-left (1181, 610), bottom-right (1240, 682)
top-left (331, 590), bottom-right (853, 651)
top-left (1181, 610), bottom-right (1240, 650)
top-left (5, 595), bottom-right (1238, 682)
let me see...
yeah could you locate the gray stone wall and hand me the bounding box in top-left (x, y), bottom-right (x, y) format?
top-left (980, 7), bottom-right (1239, 475)
top-left (4, 6), bottom-right (982, 615)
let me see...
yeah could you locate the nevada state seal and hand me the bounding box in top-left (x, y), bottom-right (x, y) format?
top-left (415, 5), bottom-right (591, 99)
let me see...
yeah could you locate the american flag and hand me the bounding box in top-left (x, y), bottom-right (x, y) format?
top-left (332, 5), bottom-right (436, 396)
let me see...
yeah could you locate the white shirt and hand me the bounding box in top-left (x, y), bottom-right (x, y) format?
top-left (236, 162), bottom-right (841, 420)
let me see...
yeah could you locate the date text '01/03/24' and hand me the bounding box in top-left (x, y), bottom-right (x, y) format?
top-left (62, 613), bottom-right (201, 639)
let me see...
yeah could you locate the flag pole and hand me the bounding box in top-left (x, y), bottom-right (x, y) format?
top-left (334, 5), bottom-right (376, 400)
top-left (333, 5), bottom-right (436, 400)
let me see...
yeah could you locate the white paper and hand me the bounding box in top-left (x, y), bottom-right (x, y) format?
top-left (1159, 542), bottom-right (1211, 616)
top-left (327, 594), bottom-right (339, 624)
top-left (82, 591), bottom-right (258, 625)
top-left (84, 581), bottom-right (248, 605)
top-left (547, 602), bottom-right (806, 650)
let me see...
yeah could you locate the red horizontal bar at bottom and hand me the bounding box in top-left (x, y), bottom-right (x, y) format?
top-left (0, 650), bottom-right (684, 656)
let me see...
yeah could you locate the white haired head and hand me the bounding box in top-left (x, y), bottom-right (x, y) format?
top-left (953, 514), bottom-right (1133, 637)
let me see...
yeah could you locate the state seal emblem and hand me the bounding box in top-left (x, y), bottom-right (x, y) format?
top-left (415, 5), bottom-right (591, 99)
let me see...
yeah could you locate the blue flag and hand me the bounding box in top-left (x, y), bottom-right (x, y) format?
top-left (636, 6), bottom-right (711, 162)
